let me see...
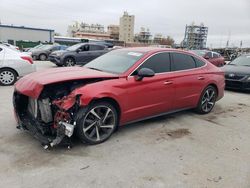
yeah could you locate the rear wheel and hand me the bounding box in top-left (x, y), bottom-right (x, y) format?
top-left (39, 54), bottom-right (47, 61)
top-left (64, 57), bottom-right (76, 66)
top-left (76, 102), bottom-right (118, 145)
top-left (0, 68), bottom-right (17, 86)
top-left (195, 85), bottom-right (217, 114)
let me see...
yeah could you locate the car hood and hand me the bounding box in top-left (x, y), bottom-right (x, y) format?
top-left (15, 67), bottom-right (119, 98)
top-left (222, 64), bottom-right (250, 75)
top-left (50, 50), bottom-right (67, 55)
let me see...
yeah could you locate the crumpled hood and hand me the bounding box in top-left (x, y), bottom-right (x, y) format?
top-left (15, 67), bottom-right (118, 98)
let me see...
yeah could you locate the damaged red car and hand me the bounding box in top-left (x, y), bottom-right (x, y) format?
top-left (13, 48), bottom-right (225, 148)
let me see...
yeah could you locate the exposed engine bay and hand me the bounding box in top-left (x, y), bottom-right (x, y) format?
top-left (13, 79), bottom-right (103, 149)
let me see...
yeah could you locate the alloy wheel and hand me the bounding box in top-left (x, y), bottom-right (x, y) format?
top-left (201, 88), bottom-right (216, 113)
top-left (82, 105), bottom-right (116, 142)
top-left (0, 70), bottom-right (15, 85)
top-left (65, 58), bottom-right (75, 66)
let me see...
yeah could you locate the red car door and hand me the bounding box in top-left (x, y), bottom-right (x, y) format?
top-left (123, 52), bottom-right (175, 123)
top-left (170, 52), bottom-right (207, 110)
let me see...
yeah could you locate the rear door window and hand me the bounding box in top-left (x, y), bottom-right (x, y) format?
top-left (171, 53), bottom-right (196, 71)
top-left (89, 45), bottom-right (104, 51)
top-left (193, 57), bottom-right (206, 67)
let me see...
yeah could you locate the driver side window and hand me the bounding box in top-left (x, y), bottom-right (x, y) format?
top-left (79, 45), bottom-right (89, 52)
top-left (207, 52), bottom-right (212, 58)
top-left (132, 52), bottom-right (171, 75)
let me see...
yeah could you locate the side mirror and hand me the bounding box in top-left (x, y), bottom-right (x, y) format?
top-left (204, 55), bottom-right (210, 59)
top-left (136, 68), bottom-right (155, 81)
top-left (76, 49), bottom-right (80, 53)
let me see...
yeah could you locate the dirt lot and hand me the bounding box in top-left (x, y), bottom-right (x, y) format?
top-left (0, 61), bottom-right (250, 188)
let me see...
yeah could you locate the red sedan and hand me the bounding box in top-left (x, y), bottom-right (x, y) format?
top-left (192, 50), bottom-right (225, 67)
top-left (13, 48), bottom-right (225, 147)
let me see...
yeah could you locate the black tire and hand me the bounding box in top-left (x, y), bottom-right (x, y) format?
top-left (195, 85), bottom-right (217, 114)
top-left (64, 57), bottom-right (76, 67)
top-left (76, 101), bottom-right (118, 145)
top-left (39, 54), bottom-right (47, 61)
top-left (0, 68), bottom-right (18, 86)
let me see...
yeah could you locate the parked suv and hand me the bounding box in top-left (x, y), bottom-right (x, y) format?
top-left (49, 43), bottom-right (109, 66)
top-left (192, 50), bottom-right (225, 67)
top-left (31, 44), bottom-right (67, 61)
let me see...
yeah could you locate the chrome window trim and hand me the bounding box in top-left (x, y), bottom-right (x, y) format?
top-left (128, 51), bottom-right (207, 77)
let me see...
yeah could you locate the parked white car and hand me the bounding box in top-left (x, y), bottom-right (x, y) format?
top-left (1, 42), bottom-right (20, 51)
top-left (0, 44), bottom-right (36, 86)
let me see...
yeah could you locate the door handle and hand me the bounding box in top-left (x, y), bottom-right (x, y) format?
top-left (197, 76), bottom-right (205, 80)
top-left (164, 81), bottom-right (173, 85)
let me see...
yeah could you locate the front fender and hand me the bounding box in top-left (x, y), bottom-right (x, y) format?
top-left (54, 80), bottom-right (124, 111)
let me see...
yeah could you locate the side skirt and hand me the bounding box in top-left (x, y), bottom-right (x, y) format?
top-left (121, 107), bottom-right (192, 126)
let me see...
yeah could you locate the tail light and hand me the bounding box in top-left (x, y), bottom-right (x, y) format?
top-left (21, 56), bottom-right (33, 64)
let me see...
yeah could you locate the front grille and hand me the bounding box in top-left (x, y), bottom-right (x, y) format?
top-left (225, 74), bottom-right (246, 80)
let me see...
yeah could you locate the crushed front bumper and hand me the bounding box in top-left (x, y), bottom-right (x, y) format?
top-left (13, 92), bottom-right (76, 149)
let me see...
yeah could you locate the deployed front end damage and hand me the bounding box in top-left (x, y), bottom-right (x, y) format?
top-left (13, 79), bottom-right (97, 149)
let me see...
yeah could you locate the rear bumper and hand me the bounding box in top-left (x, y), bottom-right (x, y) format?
top-left (225, 80), bottom-right (250, 90)
top-left (17, 64), bottom-right (36, 77)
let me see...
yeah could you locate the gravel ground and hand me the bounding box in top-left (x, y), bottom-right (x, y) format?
top-left (0, 61), bottom-right (250, 188)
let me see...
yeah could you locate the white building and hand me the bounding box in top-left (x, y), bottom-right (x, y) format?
top-left (119, 11), bottom-right (135, 43)
top-left (0, 24), bottom-right (54, 45)
top-left (67, 22), bottom-right (106, 37)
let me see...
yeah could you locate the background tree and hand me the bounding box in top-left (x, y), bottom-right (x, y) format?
top-left (159, 36), bottom-right (175, 46)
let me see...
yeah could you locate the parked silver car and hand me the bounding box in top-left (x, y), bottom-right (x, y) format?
top-left (0, 44), bottom-right (36, 86)
top-left (31, 44), bottom-right (68, 61)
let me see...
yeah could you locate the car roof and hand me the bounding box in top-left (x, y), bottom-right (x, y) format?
top-left (118, 47), bottom-right (189, 54)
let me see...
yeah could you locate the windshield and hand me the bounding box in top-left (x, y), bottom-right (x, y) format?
top-left (85, 50), bottom-right (145, 74)
top-left (230, 55), bottom-right (250, 66)
top-left (192, 50), bottom-right (207, 57)
top-left (39, 45), bottom-right (53, 50)
top-left (34, 44), bottom-right (44, 49)
top-left (66, 43), bottom-right (83, 51)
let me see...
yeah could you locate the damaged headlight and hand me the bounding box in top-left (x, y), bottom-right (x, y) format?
top-left (59, 122), bottom-right (75, 137)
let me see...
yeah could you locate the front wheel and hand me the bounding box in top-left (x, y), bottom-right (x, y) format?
top-left (195, 85), bottom-right (217, 114)
top-left (64, 57), bottom-right (76, 67)
top-left (76, 102), bottom-right (118, 145)
top-left (0, 68), bottom-right (17, 86)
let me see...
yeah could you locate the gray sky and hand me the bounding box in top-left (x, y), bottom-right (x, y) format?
top-left (1, 0), bottom-right (250, 47)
